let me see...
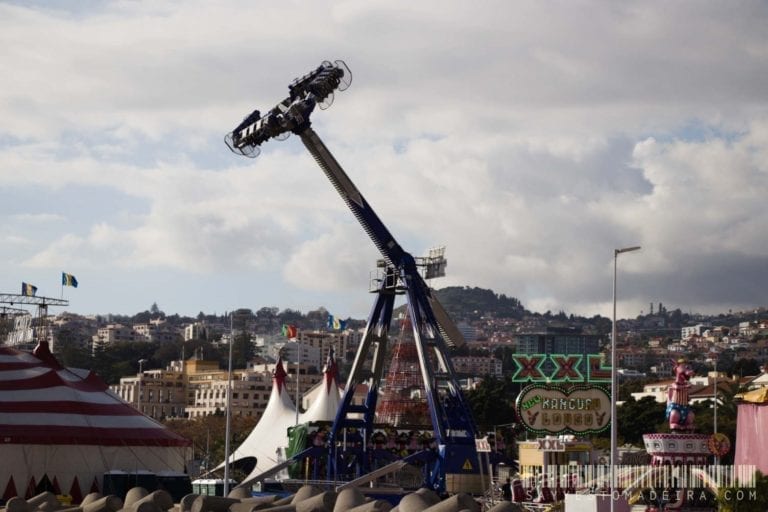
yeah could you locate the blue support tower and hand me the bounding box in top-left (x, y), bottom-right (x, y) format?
top-left (225, 60), bottom-right (482, 494)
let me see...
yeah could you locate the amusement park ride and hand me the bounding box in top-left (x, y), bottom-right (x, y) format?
top-left (225, 60), bottom-right (483, 492)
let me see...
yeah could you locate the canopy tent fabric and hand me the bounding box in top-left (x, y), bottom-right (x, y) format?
top-left (213, 357), bottom-right (297, 477)
top-left (299, 349), bottom-right (342, 424)
top-left (218, 350), bottom-right (343, 485)
top-left (0, 342), bottom-right (191, 502)
top-left (735, 386), bottom-right (768, 403)
top-left (734, 388), bottom-right (768, 475)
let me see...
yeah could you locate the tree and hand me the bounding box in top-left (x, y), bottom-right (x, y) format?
top-left (229, 332), bottom-right (255, 369)
top-left (153, 340), bottom-right (183, 367)
top-left (693, 380), bottom-right (741, 464)
top-left (54, 327), bottom-right (92, 369)
top-left (616, 396), bottom-right (667, 445)
top-left (163, 414), bottom-right (258, 479)
top-left (465, 376), bottom-right (521, 432)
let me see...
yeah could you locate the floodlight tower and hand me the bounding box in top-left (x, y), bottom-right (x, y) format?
top-left (0, 293), bottom-right (68, 352)
top-left (226, 61), bottom-right (480, 492)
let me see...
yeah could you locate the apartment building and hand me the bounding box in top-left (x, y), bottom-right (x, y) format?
top-left (111, 368), bottom-right (187, 419)
top-left (111, 356), bottom-right (324, 421)
top-left (451, 355), bottom-right (503, 378)
top-left (93, 323), bottom-right (138, 347)
top-left (296, 329), bottom-right (362, 363)
top-left (515, 327), bottom-right (603, 378)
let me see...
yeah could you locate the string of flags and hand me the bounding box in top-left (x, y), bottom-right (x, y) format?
top-left (20, 272), bottom-right (78, 297)
top-left (327, 314), bottom-right (347, 331)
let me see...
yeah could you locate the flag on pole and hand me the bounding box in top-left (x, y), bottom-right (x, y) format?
top-left (327, 314), bottom-right (347, 331)
top-left (21, 282), bottom-right (38, 296)
top-left (62, 272), bottom-right (78, 288)
top-left (281, 324), bottom-right (297, 339)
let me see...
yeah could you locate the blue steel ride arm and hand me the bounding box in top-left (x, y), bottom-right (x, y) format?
top-left (298, 127), bottom-right (411, 269)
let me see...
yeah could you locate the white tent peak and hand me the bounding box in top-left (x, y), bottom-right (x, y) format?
top-left (300, 348), bottom-right (342, 424)
top-left (321, 346), bottom-right (341, 394)
top-left (273, 355), bottom-right (288, 395)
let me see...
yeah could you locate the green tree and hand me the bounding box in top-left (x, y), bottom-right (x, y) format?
top-left (693, 380), bottom-right (741, 464)
top-left (229, 332), bottom-right (255, 369)
top-left (54, 327), bottom-right (92, 369)
top-left (465, 376), bottom-right (521, 432)
top-left (616, 396), bottom-right (667, 445)
top-left (163, 415), bottom-right (258, 480)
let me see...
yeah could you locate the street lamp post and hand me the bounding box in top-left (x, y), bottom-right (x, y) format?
top-left (611, 246), bottom-right (640, 511)
top-left (137, 359), bottom-right (148, 415)
top-left (224, 313), bottom-right (234, 496)
top-left (714, 359), bottom-right (719, 465)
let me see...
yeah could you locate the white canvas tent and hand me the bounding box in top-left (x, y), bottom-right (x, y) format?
top-left (213, 357), bottom-right (297, 478)
top-left (299, 350), bottom-right (342, 424)
top-left (217, 351), bottom-right (343, 484)
top-left (0, 342), bottom-right (191, 503)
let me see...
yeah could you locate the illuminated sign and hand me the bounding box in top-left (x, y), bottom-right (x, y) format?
top-left (515, 384), bottom-right (611, 435)
top-left (511, 354), bottom-right (611, 383)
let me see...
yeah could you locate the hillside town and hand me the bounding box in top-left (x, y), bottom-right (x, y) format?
top-left (3, 288), bottom-right (767, 425)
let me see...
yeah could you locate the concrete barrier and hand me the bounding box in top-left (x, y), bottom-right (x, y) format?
top-left (130, 490), bottom-right (174, 512)
top-left (5, 497), bottom-right (30, 512)
top-left (124, 489), bottom-right (149, 510)
top-left (226, 490), bottom-right (251, 501)
top-left (229, 496), bottom-right (278, 512)
top-left (190, 496), bottom-right (238, 512)
top-left (421, 493), bottom-right (478, 512)
top-left (295, 491), bottom-right (336, 512)
top-left (80, 494), bottom-right (103, 507)
top-left (178, 495), bottom-right (198, 512)
top-left (345, 500), bottom-right (392, 512)
top-left (290, 487), bottom-right (321, 505)
top-left (82, 495), bottom-right (123, 512)
top-left (332, 488), bottom-right (366, 512)
top-left (27, 492), bottom-right (59, 510)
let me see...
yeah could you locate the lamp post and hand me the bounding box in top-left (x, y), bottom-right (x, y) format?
top-left (492, 422), bottom-right (517, 485)
top-left (714, 359), bottom-right (719, 465)
top-left (611, 245), bottom-right (640, 511)
top-left (224, 313), bottom-right (234, 496)
top-left (137, 359), bottom-right (147, 414)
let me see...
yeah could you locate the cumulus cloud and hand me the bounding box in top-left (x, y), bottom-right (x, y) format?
top-left (1, 1), bottom-right (767, 317)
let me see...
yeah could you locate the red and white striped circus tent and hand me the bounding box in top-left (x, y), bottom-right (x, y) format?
top-left (0, 342), bottom-right (191, 503)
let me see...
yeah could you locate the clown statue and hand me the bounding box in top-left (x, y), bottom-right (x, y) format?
top-left (666, 358), bottom-right (695, 430)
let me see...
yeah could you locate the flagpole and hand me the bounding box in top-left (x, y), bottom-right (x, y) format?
top-left (295, 340), bottom-right (300, 426)
top-left (223, 312), bottom-right (233, 496)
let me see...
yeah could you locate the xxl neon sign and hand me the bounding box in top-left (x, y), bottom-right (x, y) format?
top-left (511, 354), bottom-right (611, 383)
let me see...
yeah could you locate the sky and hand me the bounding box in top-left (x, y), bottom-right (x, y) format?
top-left (1, 1), bottom-right (767, 321)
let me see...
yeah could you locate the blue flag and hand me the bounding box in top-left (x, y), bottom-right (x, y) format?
top-left (21, 282), bottom-right (37, 296)
top-left (327, 313), bottom-right (347, 330)
top-left (62, 272), bottom-right (78, 288)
